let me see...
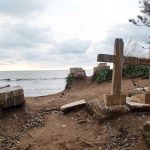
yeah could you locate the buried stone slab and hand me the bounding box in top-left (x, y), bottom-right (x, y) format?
top-left (0, 86), bottom-right (25, 108)
top-left (86, 99), bottom-right (130, 121)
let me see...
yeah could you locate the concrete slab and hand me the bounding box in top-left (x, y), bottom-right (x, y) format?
top-left (61, 100), bottom-right (86, 113)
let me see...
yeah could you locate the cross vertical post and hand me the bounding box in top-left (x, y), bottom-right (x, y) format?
top-left (112, 39), bottom-right (124, 95)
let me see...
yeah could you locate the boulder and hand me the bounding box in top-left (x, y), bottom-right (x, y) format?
top-left (70, 68), bottom-right (86, 79)
top-left (0, 86), bottom-right (25, 108)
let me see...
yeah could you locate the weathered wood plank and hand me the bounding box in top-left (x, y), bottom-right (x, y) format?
top-left (124, 57), bottom-right (150, 65)
top-left (61, 100), bottom-right (86, 113)
top-left (97, 54), bottom-right (115, 63)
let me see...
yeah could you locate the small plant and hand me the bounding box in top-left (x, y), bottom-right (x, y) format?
top-left (65, 73), bottom-right (75, 89)
top-left (94, 68), bottom-right (112, 83)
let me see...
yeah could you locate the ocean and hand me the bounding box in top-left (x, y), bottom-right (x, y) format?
top-left (0, 70), bottom-right (93, 97)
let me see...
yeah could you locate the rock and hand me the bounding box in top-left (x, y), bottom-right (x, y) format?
top-left (0, 86), bottom-right (25, 108)
top-left (70, 68), bottom-right (86, 79)
top-left (143, 121), bottom-right (150, 147)
top-left (86, 99), bottom-right (130, 121)
top-left (61, 100), bottom-right (86, 113)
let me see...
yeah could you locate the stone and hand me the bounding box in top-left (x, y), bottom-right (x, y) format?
top-left (61, 100), bottom-right (86, 113)
top-left (143, 121), bottom-right (150, 147)
top-left (104, 94), bottom-right (126, 106)
top-left (86, 99), bottom-right (130, 121)
top-left (131, 94), bottom-right (150, 104)
top-left (0, 86), bottom-right (25, 108)
top-left (70, 68), bottom-right (86, 79)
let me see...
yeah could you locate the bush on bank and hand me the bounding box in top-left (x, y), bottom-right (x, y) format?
top-left (65, 73), bottom-right (75, 89)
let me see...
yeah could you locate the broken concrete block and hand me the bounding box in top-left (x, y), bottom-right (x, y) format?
top-left (61, 100), bottom-right (86, 113)
top-left (86, 99), bottom-right (130, 121)
top-left (0, 86), bottom-right (25, 108)
top-left (70, 68), bottom-right (86, 79)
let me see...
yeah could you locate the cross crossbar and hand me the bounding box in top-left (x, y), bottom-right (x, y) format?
top-left (97, 54), bottom-right (150, 65)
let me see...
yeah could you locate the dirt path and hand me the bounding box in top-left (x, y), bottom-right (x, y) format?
top-left (0, 79), bottom-right (149, 150)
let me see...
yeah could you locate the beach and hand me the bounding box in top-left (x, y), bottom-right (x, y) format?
top-left (0, 78), bottom-right (149, 150)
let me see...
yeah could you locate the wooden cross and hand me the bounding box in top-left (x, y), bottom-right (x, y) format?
top-left (97, 38), bottom-right (150, 106)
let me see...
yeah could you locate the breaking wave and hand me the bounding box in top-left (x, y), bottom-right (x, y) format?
top-left (0, 77), bottom-right (65, 81)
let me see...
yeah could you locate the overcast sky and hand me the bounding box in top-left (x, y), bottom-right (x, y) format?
top-left (0, 0), bottom-right (149, 71)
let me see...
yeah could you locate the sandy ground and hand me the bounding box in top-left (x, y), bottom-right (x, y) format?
top-left (0, 78), bottom-right (150, 150)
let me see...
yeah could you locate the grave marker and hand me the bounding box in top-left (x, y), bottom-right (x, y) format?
top-left (97, 38), bottom-right (150, 106)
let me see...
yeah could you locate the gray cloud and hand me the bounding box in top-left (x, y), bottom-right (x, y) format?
top-left (0, 22), bottom-right (53, 49)
top-left (0, 21), bottom-right (149, 69)
top-left (56, 38), bottom-right (91, 54)
top-left (0, 0), bottom-right (49, 17)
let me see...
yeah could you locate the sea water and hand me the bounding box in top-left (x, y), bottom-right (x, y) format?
top-left (0, 70), bottom-right (92, 97)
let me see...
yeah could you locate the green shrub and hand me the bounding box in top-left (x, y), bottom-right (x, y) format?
top-left (94, 68), bottom-right (112, 83)
top-left (65, 73), bottom-right (75, 89)
top-left (123, 65), bottom-right (149, 79)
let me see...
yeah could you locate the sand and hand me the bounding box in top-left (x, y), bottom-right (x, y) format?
top-left (0, 78), bottom-right (149, 150)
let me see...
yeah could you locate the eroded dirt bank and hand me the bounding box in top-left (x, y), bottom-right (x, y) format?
top-left (0, 79), bottom-right (149, 150)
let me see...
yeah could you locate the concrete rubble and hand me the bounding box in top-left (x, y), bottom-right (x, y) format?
top-left (0, 86), bottom-right (25, 108)
top-left (70, 68), bottom-right (86, 79)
